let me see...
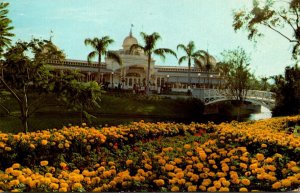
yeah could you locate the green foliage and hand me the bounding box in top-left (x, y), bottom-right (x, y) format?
top-left (0, 2), bottom-right (14, 57)
top-left (220, 47), bottom-right (253, 102)
top-left (233, 0), bottom-right (300, 59)
top-left (272, 65), bottom-right (300, 116)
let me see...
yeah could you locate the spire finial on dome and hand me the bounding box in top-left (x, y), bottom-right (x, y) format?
top-left (130, 24), bottom-right (134, 37)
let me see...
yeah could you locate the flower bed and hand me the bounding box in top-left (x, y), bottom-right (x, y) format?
top-left (0, 116), bottom-right (300, 192)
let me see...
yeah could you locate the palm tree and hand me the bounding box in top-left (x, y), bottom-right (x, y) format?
top-left (84, 36), bottom-right (122, 83)
top-left (0, 2), bottom-right (14, 57)
top-left (130, 32), bottom-right (177, 95)
top-left (177, 41), bottom-right (207, 87)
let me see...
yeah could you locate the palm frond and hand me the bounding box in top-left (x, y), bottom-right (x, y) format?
top-left (107, 51), bottom-right (122, 65)
top-left (154, 48), bottom-right (177, 62)
top-left (177, 44), bottom-right (187, 52)
top-left (178, 56), bottom-right (188, 65)
top-left (129, 44), bottom-right (144, 54)
top-left (87, 51), bottom-right (97, 63)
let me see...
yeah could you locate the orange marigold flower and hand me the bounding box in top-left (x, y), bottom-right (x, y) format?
top-left (184, 144), bottom-right (191, 149)
top-left (272, 182), bottom-right (281, 189)
top-left (41, 140), bottom-right (48, 145)
top-left (40, 160), bottom-right (48, 166)
top-left (171, 186), bottom-right (179, 192)
top-left (59, 187), bottom-right (68, 192)
top-left (126, 160), bottom-right (133, 166)
top-left (291, 166), bottom-right (300, 173)
top-left (50, 183), bottom-right (59, 190)
top-left (219, 187), bottom-right (230, 192)
top-left (199, 185), bottom-right (206, 191)
top-left (239, 187), bottom-right (248, 192)
top-left (207, 187), bottom-right (217, 192)
top-left (12, 163), bottom-right (21, 169)
top-left (240, 163), bottom-right (248, 169)
top-left (154, 179), bottom-right (165, 186)
top-left (281, 179), bottom-right (291, 187)
top-left (165, 164), bottom-right (174, 171)
top-left (261, 143), bottom-right (267, 148)
top-left (187, 185), bottom-right (197, 192)
top-left (256, 153), bottom-right (265, 161)
top-left (241, 178), bottom-right (250, 186)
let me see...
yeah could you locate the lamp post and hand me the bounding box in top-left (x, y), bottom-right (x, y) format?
top-left (111, 71), bottom-right (114, 89)
top-left (198, 73), bottom-right (201, 88)
top-left (209, 74), bottom-right (213, 88)
top-left (166, 74), bottom-right (169, 91)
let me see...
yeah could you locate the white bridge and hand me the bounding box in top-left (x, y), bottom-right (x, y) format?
top-left (192, 89), bottom-right (276, 110)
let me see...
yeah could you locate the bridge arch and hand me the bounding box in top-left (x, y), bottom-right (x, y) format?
top-left (205, 98), bottom-right (274, 111)
top-left (192, 88), bottom-right (275, 110)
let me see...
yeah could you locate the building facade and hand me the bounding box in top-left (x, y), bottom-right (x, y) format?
top-left (47, 31), bottom-right (222, 93)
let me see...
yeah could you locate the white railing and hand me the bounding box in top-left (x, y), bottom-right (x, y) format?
top-left (192, 88), bottom-right (275, 108)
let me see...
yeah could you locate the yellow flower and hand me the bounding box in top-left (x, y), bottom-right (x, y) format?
top-left (272, 182), bottom-right (281, 189)
top-left (239, 187), bottom-right (248, 192)
top-left (241, 178), bottom-right (250, 186)
top-left (281, 179), bottom-right (291, 187)
top-left (219, 187), bottom-right (230, 192)
top-left (202, 179), bottom-right (212, 186)
top-left (41, 139), bottom-right (48, 145)
top-left (40, 160), bottom-right (48, 166)
top-left (60, 162), bottom-right (67, 168)
top-left (213, 181), bottom-right (221, 189)
top-left (240, 163), bottom-right (248, 169)
top-left (72, 182), bottom-right (83, 190)
top-left (222, 180), bottom-right (230, 187)
top-left (50, 183), bottom-right (59, 190)
top-left (186, 151), bottom-right (193, 156)
top-left (171, 186), bottom-right (179, 192)
top-left (207, 187), bottom-right (217, 192)
top-left (12, 163), bottom-right (21, 169)
top-left (144, 163), bottom-right (152, 170)
top-left (199, 185), bottom-right (206, 191)
top-left (175, 172), bottom-right (184, 179)
top-left (126, 160), bottom-right (133, 166)
top-left (4, 147), bottom-right (11, 151)
top-left (59, 187), bottom-right (68, 192)
top-left (184, 144), bottom-right (191, 149)
top-left (291, 166), bottom-right (300, 173)
top-left (165, 164), bottom-right (174, 171)
top-left (261, 143), bottom-right (267, 148)
top-left (187, 185), bottom-right (197, 192)
top-left (9, 179), bottom-right (20, 187)
top-left (154, 179), bottom-right (165, 186)
top-left (256, 153), bottom-right (265, 161)
top-left (60, 182), bottom-right (68, 188)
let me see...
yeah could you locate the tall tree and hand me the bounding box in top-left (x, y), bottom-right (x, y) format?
top-left (0, 39), bottom-right (65, 132)
top-left (177, 41), bottom-right (207, 88)
top-left (0, 2), bottom-right (14, 58)
top-left (221, 47), bottom-right (252, 103)
top-left (84, 36), bottom-right (122, 83)
top-left (272, 65), bottom-right (300, 115)
top-left (130, 32), bottom-right (177, 95)
top-left (221, 47), bottom-right (253, 120)
top-left (233, 0), bottom-right (300, 59)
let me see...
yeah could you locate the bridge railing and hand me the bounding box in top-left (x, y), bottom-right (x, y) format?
top-left (192, 88), bottom-right (275, 101)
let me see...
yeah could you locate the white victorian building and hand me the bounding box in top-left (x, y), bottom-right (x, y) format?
top-left (47, 30), bottom-right (222, 93)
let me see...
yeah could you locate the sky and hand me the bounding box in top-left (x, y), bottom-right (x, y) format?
top-left (7, 0), bottom-right (297, 77)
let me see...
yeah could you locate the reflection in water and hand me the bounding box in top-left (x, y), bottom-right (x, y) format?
top-left (248, 106), bottom-right (272, 121)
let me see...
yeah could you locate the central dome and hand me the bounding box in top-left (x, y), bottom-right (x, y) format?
top-left (122, 31), bottom-right (138, 51)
